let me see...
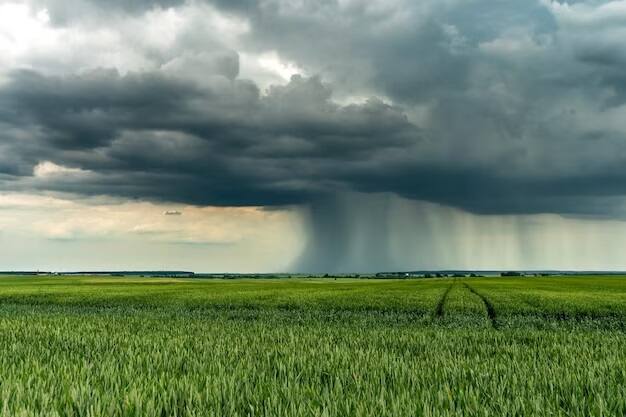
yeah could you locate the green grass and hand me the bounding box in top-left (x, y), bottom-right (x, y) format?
top-left (0, 275), bottom-right (625, 416)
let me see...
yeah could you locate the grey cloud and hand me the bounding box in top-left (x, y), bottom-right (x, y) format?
top-left (0, 66), bottom-right (420, 207)
top-left (1, 69), bottom-right (200, 149)
top-left (3, 0), bottom-right (626, 228)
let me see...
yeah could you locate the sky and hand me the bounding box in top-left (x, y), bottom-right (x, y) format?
top-left (1, 0), bottom-right (626, 272)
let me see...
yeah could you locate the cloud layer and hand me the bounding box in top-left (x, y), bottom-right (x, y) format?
top-left (2, 0), bottom-right (626, 229)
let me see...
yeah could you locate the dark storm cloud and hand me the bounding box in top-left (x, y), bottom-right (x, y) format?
top-left (342, 164), bottom-right (626, 218)
top-left (0, 67), bottom-right (418, 206)
top-left (4, 0), bottom-right (626, 220)
top-left (1, 69), bottom-right (199, 149)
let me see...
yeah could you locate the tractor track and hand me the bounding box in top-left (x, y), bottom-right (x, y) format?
top-left (463, 283), bottom-right (498, 329)
top-left (434, 280), bottom-right (455, 318)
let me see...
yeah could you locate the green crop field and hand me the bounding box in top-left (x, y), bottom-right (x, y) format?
top-left (0, 275), bottom-right (625, 416)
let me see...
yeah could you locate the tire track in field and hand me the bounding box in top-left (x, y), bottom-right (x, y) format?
top-left (463, 283), bottom-right (498, 329)
top-left (434, 280), bottom-right (455, 318)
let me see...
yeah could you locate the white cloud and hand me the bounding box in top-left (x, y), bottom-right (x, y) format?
top-left (33, 161), bottom-right (89, 178)
top-left (0, 1), bottom-right (250, 78)
top-left (542, 0), bottom-right (626, 66)
top-left (543, 0), bottom-right (626, 27)
top-left (257, 51), bottom-right (305, 82)
top-left (0, 2), bottom-right (59, 78)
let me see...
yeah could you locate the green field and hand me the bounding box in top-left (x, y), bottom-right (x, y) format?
top-left (0, 275), bottom-right (625, 416)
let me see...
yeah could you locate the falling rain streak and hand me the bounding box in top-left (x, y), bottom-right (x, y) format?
top-left (295, 192), bottom-right (626, 273)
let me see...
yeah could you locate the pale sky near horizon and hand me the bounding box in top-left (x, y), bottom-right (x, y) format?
top-left (2, 0), bottom-right (626, 272)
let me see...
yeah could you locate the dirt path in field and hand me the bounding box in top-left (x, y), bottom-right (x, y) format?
top-left (434, 280), bottom-right (455, 318)
top-left (463, 283), bottom-right (498, 329)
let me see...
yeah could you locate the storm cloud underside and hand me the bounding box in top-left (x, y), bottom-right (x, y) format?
top-left (2, 0), bottom-right (626, 271)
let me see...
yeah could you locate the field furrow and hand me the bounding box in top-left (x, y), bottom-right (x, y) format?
top-left (462, 282), bottom-right (497, 329)
top-left (433, 280), bottom-right (455, 318)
